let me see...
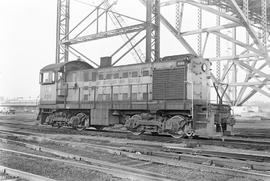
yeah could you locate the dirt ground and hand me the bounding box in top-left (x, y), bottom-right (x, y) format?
top-left (0, 112), bottom-right (269, 181)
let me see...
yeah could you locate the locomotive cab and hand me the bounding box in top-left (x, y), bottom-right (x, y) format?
top-left (38, 61), bottom-right (93, 124)
top-left (39, 67), bottom-right (58, 106)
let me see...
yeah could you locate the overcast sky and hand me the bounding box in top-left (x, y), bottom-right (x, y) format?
top-left (0, 0), bottom-right (268, 103)
top-left (0, 0), bottom-right (56, 98)
top-left (0, 0), bottom-right (186, 98)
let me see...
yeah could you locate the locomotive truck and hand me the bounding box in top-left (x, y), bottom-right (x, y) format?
top-left (38, 54), bottom-right (234, 137)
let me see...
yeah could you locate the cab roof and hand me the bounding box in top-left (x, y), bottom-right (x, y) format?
top-left (40, 60), bottom-right (93, 73)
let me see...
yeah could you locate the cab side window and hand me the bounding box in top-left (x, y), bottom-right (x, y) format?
top-left (58, 72), bottom-right (63, 81)
top-left (40, 71), bottom-right (55, 84)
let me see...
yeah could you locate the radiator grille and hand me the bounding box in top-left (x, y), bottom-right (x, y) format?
top-left (153, 67), bottom-right (186, 100)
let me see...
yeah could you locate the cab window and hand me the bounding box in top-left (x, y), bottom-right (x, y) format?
top-left (40, 71), bottom-right (55, 84)
top-left (58, 72), bottom-right (63, 81)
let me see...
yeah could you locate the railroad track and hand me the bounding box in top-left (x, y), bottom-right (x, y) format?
top-left (0, 125), bottom-right (270, 152)
top-left (1, 122), bottom-right (270, 151)
top-left (0, 148), bottom-right (175, 181)
top-left (0, 165), bottom-right (55, 181)
top-left (0, 120), bottom-right (270, 150)
top-left (2, 114), bottom-right (270, 140)
top-left (0, 134), bottom-right (178, 180)
top-left (0, 130), bottom-right (269, 181)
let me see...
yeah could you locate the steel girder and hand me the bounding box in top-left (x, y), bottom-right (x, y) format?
top-left (55, 0), bottom-right (70, 63)
top-left (160, 0), bottom-right (270, 105)
top-left (55, 0), bottom-right (270, 105)
top-left (55, 0), bottom-right (162, 66)
top-left (64, 23), bottom-right (146, 45)
top-left (103, 1), bottom-right (145, 63)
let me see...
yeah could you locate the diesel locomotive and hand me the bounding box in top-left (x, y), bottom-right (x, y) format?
top-left (38, 54), bottom-right (234, 137)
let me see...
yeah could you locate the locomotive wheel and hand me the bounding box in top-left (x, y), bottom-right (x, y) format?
top-left (130, 114), bottom-right (142, 129)
top-left (76, 124), bottom-right (86, 131)
top-left (166, 115), bottom-right (187, 138)
top-left (183, 125), bottom-right (194, 138)
top-left (128, 115), bottom-right (145, 135)
top-left (125, 115), bottom-right (141, 129)
top-left (70, 116), bottom-right (80, 130)
top-left (171, 125), bottom-right (193, 138)
top-left (76, 113), bottom-right (86, 120)
top-left (185, 131), bottom-right (193, 137)
top-left (45, 115), bottom-right (54, 125)
top-left (75, 113), bottom-right (88, 131)
top-left (171, 134), bottom-right (183, 139)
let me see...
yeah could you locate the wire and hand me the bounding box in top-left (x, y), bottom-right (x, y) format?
top-left (73, 0), bottom-right (98, 8)
top-left (72, 0), bottom-right (143, 22)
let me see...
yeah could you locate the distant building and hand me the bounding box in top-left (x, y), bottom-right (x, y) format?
top-left (0, 97), bottom-right (39, 113)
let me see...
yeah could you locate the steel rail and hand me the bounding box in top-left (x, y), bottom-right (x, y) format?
top-left (0, 125), bottom-right (270, 149)
top-left (0, 165), bottom-right (56, 181)
top-left (0, 132), bottom-right (270, 180)
top-left (163, 145), bottom-right (270, 163)
top-left (1, 122), bottom-right (270, 149)
top-left (48, 137), bottom-right (270, 171)
top-left (0, 140), bottom-right (176, 181)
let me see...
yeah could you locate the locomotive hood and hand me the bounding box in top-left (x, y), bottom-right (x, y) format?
top-left (40, 60), bottom-right (93, 73)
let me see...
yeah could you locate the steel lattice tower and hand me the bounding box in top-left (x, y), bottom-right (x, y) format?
top-left (55, 0), bottom-right (270, 105)
top-left (56, 0), bottom-right (70, 63)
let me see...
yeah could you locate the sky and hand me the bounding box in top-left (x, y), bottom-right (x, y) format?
top-left (0, 0), bottom-right (269, 103)
top-left (0, 0), bottom-right (56, 98)
top-left (0, 0), bottom-right (186, 98)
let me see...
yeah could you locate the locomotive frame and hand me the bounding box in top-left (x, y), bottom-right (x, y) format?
top-left (38, 54), bottom-right (235, 138)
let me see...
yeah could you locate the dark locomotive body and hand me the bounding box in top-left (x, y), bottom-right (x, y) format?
top-left (38, 54), bottom-right (234, 137)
